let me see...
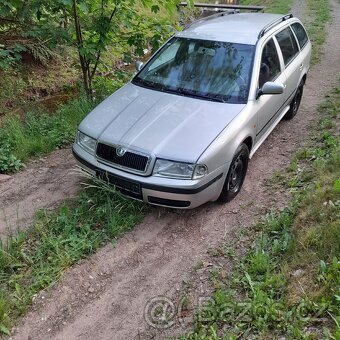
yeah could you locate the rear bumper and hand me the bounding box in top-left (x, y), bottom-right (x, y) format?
top-left (72, 145), bottom-right (225, 209)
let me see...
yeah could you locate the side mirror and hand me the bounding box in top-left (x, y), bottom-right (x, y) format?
top-left (257, 82), bottom-right (284, 99)
top-left (135, 61), bottom-right (144, 72)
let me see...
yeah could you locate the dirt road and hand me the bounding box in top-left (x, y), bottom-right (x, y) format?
top-left (0, 147), bottom-right (80, 238)
top-left (8, 0), bottom-right (340, 339)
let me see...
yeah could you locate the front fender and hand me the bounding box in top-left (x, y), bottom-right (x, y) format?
top-left (198, 105), bottom-right (255, 172)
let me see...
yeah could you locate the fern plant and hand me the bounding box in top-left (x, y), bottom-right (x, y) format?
top-left (24, 40), bottom-right (54, 65)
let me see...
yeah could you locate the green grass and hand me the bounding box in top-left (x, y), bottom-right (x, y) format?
top-left (0, 96), bottom-right (93, 172)
top-left (182, 84), bottom-right (340, 339)
top-left (240, 0), bottom-right (293, 14)
top-left (0, 70), bottom-right (131, 173)
top-left (0, 1), bottom-right (175, 173)
top-left (305, 0), bottom-right (330, 65)
top-left (0, 5), bottom-right (174, 331)
top-left (0, 175), bottom-right (147, 335)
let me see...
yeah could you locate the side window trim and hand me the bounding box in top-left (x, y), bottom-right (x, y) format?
top-left (257, 37), bottom-right (282, 88)
top-left (272, 37), bottom-right (284, 80)
top-left (275, 26), bottom-right (300, 69)
top-left (291, 22), bottom-right (309, 50)
top-left (289, 25), bottom-right (302, 52)
top-left (273, 36), bottom-right (285, 72)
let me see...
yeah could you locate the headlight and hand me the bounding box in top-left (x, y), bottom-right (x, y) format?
top-left (76, 131), bottom-right (97, 154)
top-left (153, 159), bottom-right (208, 179)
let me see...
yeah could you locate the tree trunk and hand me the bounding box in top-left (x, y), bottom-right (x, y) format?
top-left (72, 0), bottom-right (91, 98)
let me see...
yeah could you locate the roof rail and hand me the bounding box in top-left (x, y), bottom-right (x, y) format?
top-left (178, 2), bottom-right (265, 12)
top-left (258, 13), bottom-right (293, 38)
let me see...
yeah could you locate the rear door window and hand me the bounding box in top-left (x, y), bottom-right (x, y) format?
top-left (291, 22), bottom-right (309, 49)
top-left (275, 27), bottom-right (299, 66)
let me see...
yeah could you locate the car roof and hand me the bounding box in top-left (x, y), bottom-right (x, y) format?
top-left (176, 13), bottom-right (287, 45)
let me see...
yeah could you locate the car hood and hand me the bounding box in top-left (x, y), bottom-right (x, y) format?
top-left (79, 83), bottom-right (245, 163)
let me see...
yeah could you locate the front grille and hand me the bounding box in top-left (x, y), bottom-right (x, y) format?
top-left (96, 143), bottom-right (149, 172)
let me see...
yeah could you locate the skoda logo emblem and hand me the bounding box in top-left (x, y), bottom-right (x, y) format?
top-left (116, 146), bottom-right (126, 157)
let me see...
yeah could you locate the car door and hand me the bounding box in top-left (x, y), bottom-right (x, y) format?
top-left (254, 37), bottom-right (286, 142)
top-left (275, 26), bottom-right (303, 103)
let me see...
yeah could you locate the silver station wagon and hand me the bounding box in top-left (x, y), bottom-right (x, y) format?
top-left (73, 12), bottom-right (311, 208)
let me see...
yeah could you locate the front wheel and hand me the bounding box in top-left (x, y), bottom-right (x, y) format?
top-left (218, 143), bottom-right (249, 203)
top-left (285, 80), bottom-right (304, 120)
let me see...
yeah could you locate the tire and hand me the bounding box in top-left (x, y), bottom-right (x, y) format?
top-left (285, 80), bottom-right (304, 120)
top-left (218, 143), bottom-right (249, 203)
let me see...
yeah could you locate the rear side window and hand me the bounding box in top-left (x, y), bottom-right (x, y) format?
top-left (291, 22), bottom-right (308, 49)
top-left (275, 27), bottom-right (299, 66)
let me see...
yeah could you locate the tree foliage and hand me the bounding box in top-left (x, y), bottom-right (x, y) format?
top-left (0, 0), bottom-right (188, 96)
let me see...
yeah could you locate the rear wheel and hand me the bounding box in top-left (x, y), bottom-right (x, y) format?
top-left (218, 143), bottom-right (249, 203)
top-left (285, 80), bottom-right (304, 120)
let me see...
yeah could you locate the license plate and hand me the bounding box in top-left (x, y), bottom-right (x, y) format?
top-left (97, 171), bottom-right (141, 195)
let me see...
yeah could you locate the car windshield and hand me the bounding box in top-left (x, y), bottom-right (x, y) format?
top-left (132, 37), bottom-right (254, 103)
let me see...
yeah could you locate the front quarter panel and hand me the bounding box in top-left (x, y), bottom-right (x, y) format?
top-left (198, 104), bottom-right (255, 180)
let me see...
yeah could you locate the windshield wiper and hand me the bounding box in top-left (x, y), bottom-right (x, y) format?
top-left (133, 80), bottom-right (225, 102)
top-left (175, 88), bottom-right (224, 103)
top-left (133, 78), bottom-right (168, 92)
top-left (132, 77), bottom-right (149, 87)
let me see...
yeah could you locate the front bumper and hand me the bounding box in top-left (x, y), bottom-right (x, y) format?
top-left (72, 145), bottom-right (226, 209)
